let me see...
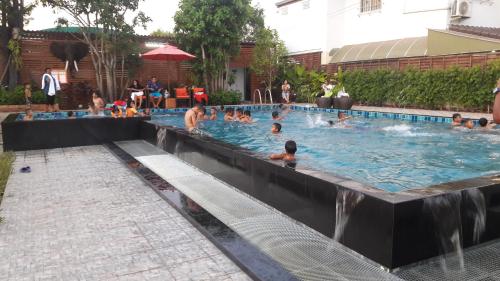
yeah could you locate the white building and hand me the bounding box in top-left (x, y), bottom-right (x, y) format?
top-left (269, 0), bottom-right (500, 64)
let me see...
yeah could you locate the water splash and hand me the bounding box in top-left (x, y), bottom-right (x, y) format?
top-left (156, 127), bottom-right (167, 148)
top-left (424, 192), bottom-right (464, 273)
top-left (463, 189), bottom-right (486, 245)
top-left (333, 188), bottom-right (365, 242)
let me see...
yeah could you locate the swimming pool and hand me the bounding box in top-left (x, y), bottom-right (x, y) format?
top-left (151, 108), bottom-right (500, 192)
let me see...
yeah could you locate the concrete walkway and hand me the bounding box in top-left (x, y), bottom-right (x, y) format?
top-left (0, 145), bottom-right (250, 281)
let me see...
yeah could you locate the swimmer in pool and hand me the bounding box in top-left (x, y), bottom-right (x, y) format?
top-left (337, 111), bottom-right (352, 122)
top-left (197, 107), bottom-right (209, 121)
top-left (271, 123), bottom-right (282, 134)
top-left (452, 113), bottom-right (462, 126)
top-left (270, 140), bottom-right (297, 162)
top-left (241, 110), bottom-right (253, 123)
top-left (185, 104), bottom-right (204, 132)
top-left (210, 107), bottom-right (217, 121)
top-left (224, 108), bottom-right (235, 121)
top-left (478, 117), bottom-right (496, 130)
top-left (463, 119), bottom-right (474, 130)
top-left (272, 111), bottom-right (283, 121)
top-left (234, 108), bottom-right (244, 121)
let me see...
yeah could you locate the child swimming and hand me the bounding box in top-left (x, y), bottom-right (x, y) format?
top-left (271, 123), bottom-right (282, 134)
top-left (210, 107), bottom-right (217, 120)
top-left (241, 110), bottom-right (253, 123)
top-left (338, 111), bottom-right (352, 122)
top-left (270, 140), bottom-right (297, 162)
top-left (463, 119), bottom-right (474, 130)
top-left (479, 118), bottom-right (496, 130)
top-left (224, 108), bottom-right (235, 121)
top-left (452, 113), bottom-right (462, 126)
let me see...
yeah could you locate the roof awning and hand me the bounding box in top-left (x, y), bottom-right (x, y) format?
top-left (329, 28), bottom-right (500, 64)
top-left (329, 37), bottom-right (428, 64)
top-left (427, 29), bottom-right (500, 56)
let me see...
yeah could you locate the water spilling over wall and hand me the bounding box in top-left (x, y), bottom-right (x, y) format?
top-left (334, 188), bottom-right (365, 242)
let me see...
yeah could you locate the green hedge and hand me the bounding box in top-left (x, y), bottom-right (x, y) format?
top-left (343, 62), bottom-right (500, 111)
top-left (208, 90), bottom-right (241, 106)
top-left (0, 86), bottom-right (46, 105)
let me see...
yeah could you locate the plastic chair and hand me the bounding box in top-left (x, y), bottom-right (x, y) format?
top-left (175, 87), bottom-right (191, 108)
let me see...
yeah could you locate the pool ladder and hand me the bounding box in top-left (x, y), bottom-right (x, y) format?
top-left (253, 89), bottom-right (273, 104)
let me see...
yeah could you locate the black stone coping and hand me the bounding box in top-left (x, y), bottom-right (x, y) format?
top-left (141, 121), bottom-right (500, 270)
top-left (105, 142), bottom-right (299, 281)
top-left (1, 114), bottom-right (151, 151)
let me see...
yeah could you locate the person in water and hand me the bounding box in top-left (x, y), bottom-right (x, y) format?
top-left (126, 101), bottom-right (138, 117)
top-left (452, 113), bottom-right (462, 126)
top-left (493, 78), bottom-right (500, 124)
top-left (271, 123), bottom-right (282, 134)
top-left (240, 110), bottom-right (253, 123)
top-left (185, 104), bottom-right (204, 132)
top-left (270, 140), bottom-right (297, 162)
top-left (197, 107), bottom-right (209, 121)
top-left (210, 107), bottom-right (218, 120)
top-left (272, 111), bottom-right (283, 121)
top-left (463, 119), bottom-right (474, 130)
top-left (338, 111), bottom-right (351, 122)
top-left (234, 108), bottom-right (244, 121)
top-left (478, 117), bottom-right (496, 130)
top-left (24, 109), bottom-right (33, 121)
top-left (224, 108), bottom-right (235, 121)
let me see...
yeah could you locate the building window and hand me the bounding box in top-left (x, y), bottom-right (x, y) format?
top-left (360, 0), bottom-right (381, 13)
top-left (52, 70), bottom-right (67, 84)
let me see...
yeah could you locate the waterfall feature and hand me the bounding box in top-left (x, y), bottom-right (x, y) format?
top-left (463, 189), bottom-right (486, 245)
top-left (424, 192), bottom-right (464, 272)
top-left (333, 188), bottom-right (365, 242)
top-left (156, 127), bottom-right (167, 148)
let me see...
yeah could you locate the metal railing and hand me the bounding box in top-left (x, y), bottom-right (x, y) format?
top-left (253, 88), bottom-right (273, 104)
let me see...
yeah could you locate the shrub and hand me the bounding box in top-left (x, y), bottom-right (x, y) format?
top-left (344, 61), bottom-right (500, 111)
top-left (209, 90), bottom-right (241, 105)
top-left (0, 85), bottom-right (45, 105)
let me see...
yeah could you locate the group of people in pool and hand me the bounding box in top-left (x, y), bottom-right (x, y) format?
top-left (451, 113), bottom-right (496, 130)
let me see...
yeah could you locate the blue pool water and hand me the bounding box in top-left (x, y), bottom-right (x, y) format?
top-left (151, 109), bottom-right (500, 192)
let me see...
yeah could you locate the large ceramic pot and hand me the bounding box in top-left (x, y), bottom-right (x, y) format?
top-left (333, 97), bottom-right (353, 110)
top-left (316, 97), bottom-right (333, 108)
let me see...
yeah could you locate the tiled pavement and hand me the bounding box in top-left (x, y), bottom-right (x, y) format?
top-left (0, 145), bottom-right (251, 281)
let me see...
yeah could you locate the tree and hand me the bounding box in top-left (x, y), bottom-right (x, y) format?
top-left (41, 0), bottom-right (150, 101)
top-left (150, 29), bottom-right (173, 38)
top-left (174, 0), bottom-right (260, 94)
top-left (250, 28), bottom-right (287, 92)
top-left (0, 0), bottom-right (36, 89)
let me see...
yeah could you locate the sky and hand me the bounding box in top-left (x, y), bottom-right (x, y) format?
top-left (25, 0), bottom-right (278, 35)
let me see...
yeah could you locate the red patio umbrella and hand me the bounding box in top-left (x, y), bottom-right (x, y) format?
top-left (141, 44), bottom-right (196, 92)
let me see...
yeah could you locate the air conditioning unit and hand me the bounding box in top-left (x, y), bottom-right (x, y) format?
top-left (451, 0), bottom-right (472, 18)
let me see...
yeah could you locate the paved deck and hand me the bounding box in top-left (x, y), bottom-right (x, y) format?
top-left (0, 145), bottom-right (250, 281)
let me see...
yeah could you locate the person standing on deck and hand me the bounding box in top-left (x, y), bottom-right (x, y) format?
top-left (41, 68), bottom-right (61, 112)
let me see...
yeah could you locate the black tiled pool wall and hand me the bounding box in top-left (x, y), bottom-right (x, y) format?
top-left (141, 122), bottom-right (500, 269)
top-left (2, 114), bottom-right (151, 151)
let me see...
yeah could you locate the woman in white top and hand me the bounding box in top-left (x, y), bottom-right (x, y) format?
top-left (281, 80), bottom-right (291, 104)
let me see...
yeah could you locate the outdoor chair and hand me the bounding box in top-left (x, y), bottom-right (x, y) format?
top-left (175, 87), bottom-right (191, 108)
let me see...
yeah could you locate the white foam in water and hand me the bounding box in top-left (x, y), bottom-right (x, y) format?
top-left (306, 114), bottom-right (330, 128)
top-left (383, 124), bottom-right (435, 137)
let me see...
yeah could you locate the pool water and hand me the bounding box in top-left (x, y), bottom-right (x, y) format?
top-left (151, 110), bottom-right (500, 192)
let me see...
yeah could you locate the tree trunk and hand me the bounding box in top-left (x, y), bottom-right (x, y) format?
top-left (200, 44), bottom-right (209, 94)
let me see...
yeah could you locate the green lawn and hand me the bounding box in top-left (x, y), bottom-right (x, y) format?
top-left (0, 152), bottom-right (14, 205)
